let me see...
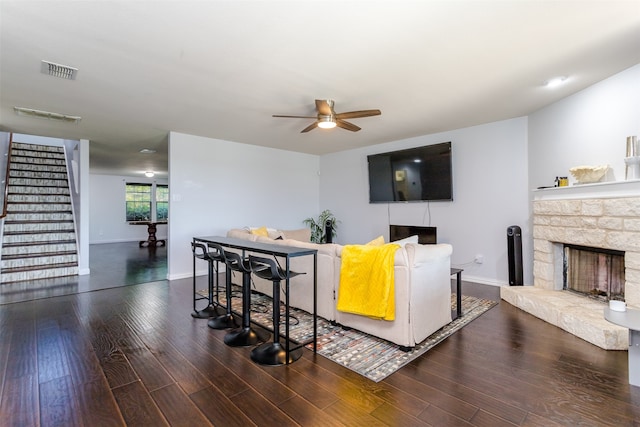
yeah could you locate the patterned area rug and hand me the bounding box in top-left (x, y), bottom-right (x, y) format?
top-left (203, 287), bottom-right (497, 382)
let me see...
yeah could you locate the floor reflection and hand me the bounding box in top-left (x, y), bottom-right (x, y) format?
top-left (0, 242), bottom-right (167, 305)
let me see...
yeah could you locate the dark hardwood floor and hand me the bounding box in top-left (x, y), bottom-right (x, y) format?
top-left (1, 243), bottom-right (639, 426)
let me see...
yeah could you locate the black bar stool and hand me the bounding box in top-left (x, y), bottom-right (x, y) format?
top-left (248, 255), bottom-right (304, 366)
top-left (191, 242), bottom-right (225, 319)
top-left (223, 252), bottom-right (270, 347)
top-left (207, 243), bottom-right (239, 330)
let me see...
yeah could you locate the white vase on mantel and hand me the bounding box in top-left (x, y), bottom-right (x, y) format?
top-left (625, 156), bottom-right (640, 180)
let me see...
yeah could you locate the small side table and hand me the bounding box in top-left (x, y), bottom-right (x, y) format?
top-left (451, 268), bottom-right (463, 319)
top-left (604, 306), bottom-right (640, 387)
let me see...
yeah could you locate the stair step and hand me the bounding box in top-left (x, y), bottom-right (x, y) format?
top-left (7, 210), bottom-right (73, 218)
top-left (9, 163), bottom-right (68, 173)
top-left (8, 186), bottom-right (70, 196)
top-left (4, 216), bottom-right (73, 224)
top-left (12, 142), bottom-right (64, 149)
top-left (11, 148), bottom-right (65, 159)
top-left (10, 157), bottom-right (66, 167)
top-left (8, 177), bottom-right (69, 187)
top-left (5, 212), bottom-right (73, 220)
top-left (2, 243), bottom-right (77, 256)
top-left (11, 145), bottom-right (65, 155)
top-left (0, 265), bottom-right (79, 284)
top-left (9, 170), bottom-right (69, 180)
top-left (2, 253), bottom-right (78, 269)
top-left (3, 223), bottom-right (75, 233)
top-left (3, 232), bottom-right (77, 244)
top-left (1, 239), bottom-right (77, 248)
top-left (1, 261), bottom-right (78, 273)
top-left (8, 196), bottom-right (72, 204)
top-left (1, 250), bottom-right (77, 260)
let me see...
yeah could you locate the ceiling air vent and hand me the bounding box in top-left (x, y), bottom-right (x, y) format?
top-left (14, 107), bottom-right (82, 123)
top-left (41, 60), bottom-right (78, 80)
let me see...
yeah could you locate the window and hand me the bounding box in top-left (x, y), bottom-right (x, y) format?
top-left (156, 185), bottom-right (169, 221)
top-left (126, 183), bottom-right (152, 221)
top-left (125, 183), bottom-right (169, 222)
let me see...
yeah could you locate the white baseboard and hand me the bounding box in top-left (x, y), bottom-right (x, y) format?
top-left (459, 274), bottom-right (506, 287)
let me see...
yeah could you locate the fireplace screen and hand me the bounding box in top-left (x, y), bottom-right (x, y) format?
top-left (563, 244), bottom-right (625, 301)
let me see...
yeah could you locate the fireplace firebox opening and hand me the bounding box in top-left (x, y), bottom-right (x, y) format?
top-left (563, 244), bottom-right (625, 302)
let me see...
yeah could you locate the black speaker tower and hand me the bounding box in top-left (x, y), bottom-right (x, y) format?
top-left (507, 225), bottom-right (523, 286)
top-left (324, 220), bottom-right (333, 244)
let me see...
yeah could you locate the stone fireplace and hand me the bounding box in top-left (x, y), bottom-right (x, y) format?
top-left (501, 181), bottom-right (640, 350)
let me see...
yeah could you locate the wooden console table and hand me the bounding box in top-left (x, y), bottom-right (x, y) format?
top-left (130, 221), bottom-right (167, 247)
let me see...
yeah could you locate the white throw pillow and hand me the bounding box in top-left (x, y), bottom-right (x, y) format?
top-left (391, 235), bottom-right (419, 247)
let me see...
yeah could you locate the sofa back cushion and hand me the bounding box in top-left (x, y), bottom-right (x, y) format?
top-left (281, 228), bottom-right (311, 242)
top-left (226, 228), bottom-right (259, 241)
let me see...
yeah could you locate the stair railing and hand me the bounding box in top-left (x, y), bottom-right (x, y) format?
top-left (0, 132), bottom-right (12, 219)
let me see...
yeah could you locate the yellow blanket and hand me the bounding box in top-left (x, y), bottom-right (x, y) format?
top-left (336, 243), bottom-right (400, 320)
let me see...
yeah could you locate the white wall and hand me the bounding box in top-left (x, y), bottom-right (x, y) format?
top-left (320, 117), bottom-right (530, 286)
top-left (167, 132), bottom-right (320, 280)
top-left (529, 64), bottom-right (640, 189)
top-left (89, 174), bottom-right (169, 244)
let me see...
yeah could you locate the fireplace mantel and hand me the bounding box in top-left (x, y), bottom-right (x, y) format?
top-left (534, 179), bottom-right (640, 201)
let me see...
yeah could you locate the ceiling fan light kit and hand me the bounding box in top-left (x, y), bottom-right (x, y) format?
top-left (273, 99), bottom-right (381, 133)
top-left (317, 115), bottom-right (336, 129)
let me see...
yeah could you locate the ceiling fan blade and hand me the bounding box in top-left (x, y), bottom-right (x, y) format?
top-left (335, 109), bottom-right (381, 120)
top-left (336, 119), bottom-right (361, 132)
top-left (301, 122), bottom-right (318, 133)
top-left (273, 114), bottom-right (317, 119)
top-left (315, 99), bottom-right (333, 116)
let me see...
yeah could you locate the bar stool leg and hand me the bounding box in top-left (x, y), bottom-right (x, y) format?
top-left (224, 270), bottom-right (269, 347)
top-left (208, 266), bottom-right (238, 329)
top-left (250, 280), bottom-right (302, 365)
top-left (192, 259), bottom-right (225, 318)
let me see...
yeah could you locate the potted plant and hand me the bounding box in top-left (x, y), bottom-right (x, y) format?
top-left (303, 209), bottom-right (339, 243)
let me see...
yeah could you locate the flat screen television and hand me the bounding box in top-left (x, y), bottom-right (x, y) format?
top-left (367, 141), bottom-right (453, 203)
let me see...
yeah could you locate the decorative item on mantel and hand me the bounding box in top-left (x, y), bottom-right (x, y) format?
top-left (625, 135), bottom-right (640, 180)
top-left (569, 164), bottom-right (609, 184)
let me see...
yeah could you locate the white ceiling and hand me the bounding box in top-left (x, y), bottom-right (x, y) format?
top-left (1, 1), bottom-right (639, 178)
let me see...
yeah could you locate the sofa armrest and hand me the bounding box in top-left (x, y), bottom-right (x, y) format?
top-left (405, 243), bottom-right (453, 343)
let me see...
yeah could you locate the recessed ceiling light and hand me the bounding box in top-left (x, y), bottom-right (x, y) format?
top-left (139, 148), bottom-right (156, 154)
top-left (14, 106), bottom-right (81, 123)
top-left (545, 76), bottom-right (568, 88)
top-left (41, 60), bottom-right (78, 80)
top-left (145, 171), bottom-right (155, 178)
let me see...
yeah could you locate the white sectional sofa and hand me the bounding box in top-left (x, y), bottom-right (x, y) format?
top-left (225, 227), bottom-right (453, 348)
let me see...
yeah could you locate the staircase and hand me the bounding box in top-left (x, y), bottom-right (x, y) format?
top-left (1, 142), bottom-right (79, 283)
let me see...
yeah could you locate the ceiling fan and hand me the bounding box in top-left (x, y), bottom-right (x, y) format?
top-left (273, 99), bottom-right (381, 133)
